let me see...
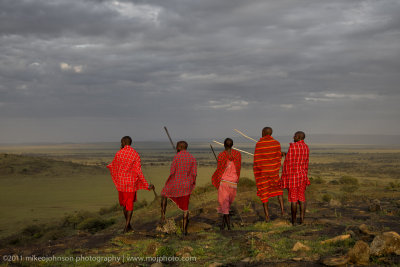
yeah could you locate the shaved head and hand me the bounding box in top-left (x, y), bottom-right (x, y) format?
top-left (294, 131), bottom-right (306, 142)
top-left (121, 136), bottom-right (132, 148)
top-left (262, 127), bottom-right (273, 137)
top-left (224, 138), bottom-right (233, 149)
top-left (176, 140), bottom-right (188, 152)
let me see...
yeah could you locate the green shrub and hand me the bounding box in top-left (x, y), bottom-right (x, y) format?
top-left (99, 203), bottom-right (120, 215)
top-left (135, 199), bottom-right (148, 210)
top-left (322, 194), bottom-right (332, 203)
top-left (339, 176), bottom-right (358, 185)
top-left (22, 224), bottom-right (44, 239)
top-left (341, 184), bottom-right (359, 193)
top-left (62, 211), bottom-right (92, 229)
top-left (77, 217), bottom-right (115, 234)
top-left (329, 180), bottom-right (339, 185)
top-left (312, 176), bottom-right (325, 184)
top-left (239, 177), bottom-right (256, 187)
top-left (192, 183), bottom-right (214, 195)
top-left (156, 246), bottom-right (175, 257)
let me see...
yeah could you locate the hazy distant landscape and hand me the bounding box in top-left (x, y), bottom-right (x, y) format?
top-left (1, 140), bottom-right (399, 238)
top-left (0, 140), bottom-right (399, 265)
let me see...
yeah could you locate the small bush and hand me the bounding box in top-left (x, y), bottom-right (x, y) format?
top-left (388, 181), bottom-right (400, 189)
top-left (322, 194), bottom-right (332, 203)
top-left (156, 246), bottom-right (175, 257)
top-left (340, 184), bottom-right (359, 193)
top-left (329, 180), bottom-right (339, 185)
top-left (339, 176), bottom-right (359, 185)
top-left (312, 176), bottom-right (325, 184)
top-left (239, 177), bottom-right (256, 187)
top-left (99, 203), bottom-right (120, 215)
top-left (135, 199), bottom-right (148, 210)
top-left (22, 224), bottom-right (44, 239)
top-left (77, 217), bottom-right (115, 234)
top-left (44, 229), bottom-right (67, 241)
top-left (192, 183), bottom-right (214, 195)
top-left (62, 211), bottom-right (92, 229)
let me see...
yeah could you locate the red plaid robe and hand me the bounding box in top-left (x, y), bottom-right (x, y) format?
top-left (253, 135), bottom-right (283, 202)
top-left (212, 150), bottom-right (241, 189)
top-left (161, 150), bottom-right (197, 197)
top-left (107, 145), bottom-right (149, 192)
top-left (281, 140), bottom-right (310, 188)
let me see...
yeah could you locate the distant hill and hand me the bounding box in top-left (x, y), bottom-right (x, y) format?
top-left (0, 153), bottom-right (107, 177)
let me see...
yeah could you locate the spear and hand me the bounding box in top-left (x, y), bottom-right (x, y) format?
top-left (212, 140), bottom-right (254, 156)
top-left (234, 129), bottom-right (257, 142)
top-left (164, 126), bottom-right (176, 150)
top-left (210, 144), bottom-right (218, 162)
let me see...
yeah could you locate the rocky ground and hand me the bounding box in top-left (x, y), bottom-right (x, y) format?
top-left (1, 181), bottom-right (400, 266)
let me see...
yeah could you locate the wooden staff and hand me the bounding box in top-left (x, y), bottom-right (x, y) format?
top-left (164, 126), bottom-right (176, 150)
top-left (212, 140), bottom-right (254, 156)
top-left (234, 129), bottom-right (257, 142)
top-left (210, 144), bottom-right (218, 162)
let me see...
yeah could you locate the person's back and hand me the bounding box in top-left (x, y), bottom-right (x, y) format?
top-left (280, 131), bottom-right (310, 225)
top-left (281, 140), bottom-right (309, 188)
top-left (253, 127), bottom-right (285, 221)
top-left (160, 141), bottom-right (197, 235)
top-left (211, 138), bottom-right (242, 230)
top-left (162, 149), bottom-right (197, 197)
top-left (107, 136), bottom-right (153, 233)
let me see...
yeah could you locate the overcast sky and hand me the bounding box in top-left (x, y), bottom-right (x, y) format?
top-left (1, 0), bottom-right (399, 143)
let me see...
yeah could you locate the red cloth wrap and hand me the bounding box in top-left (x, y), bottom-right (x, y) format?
top-left (161, 150), bottom-right (197, 197)
top-left (118, 191), bottom-right (137, 211)
top-left (253, 135), bottom-right (283, 203)
top-left (287, 184), bottom-right (307, 202)
top-left (280, 140), bottom-right (310, 189)
top-left (169, 195), bottom-right (191, 211)
top-left (107, 145), bottom-right (149, 192)
top-left (212, 150), bottom-right (242, 189)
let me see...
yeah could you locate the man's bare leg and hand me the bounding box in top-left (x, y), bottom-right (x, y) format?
top-left (299, 201), bottom-right (306, 224)
top-left (262, 202), bottom-right (270, 222)
top-left (123, 207), bottom-right (128, 220)
top-left (160, 196), bottom-right (167, 224)
top-left (290, 202), bottom-right (297, 226)
top-left (124, 210), bottom-right (133, 232)
top-left (224, 214), bottom-right (231, 230)
top-left (278, 195), bottom-right (285, 216)
top-left (220, 215), bottom-right (226, 230)
top-left (182, 211), bottom-right (189, 235)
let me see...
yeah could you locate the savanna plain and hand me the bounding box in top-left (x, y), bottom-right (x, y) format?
top-left (0, 141), bottom-right (399, 266)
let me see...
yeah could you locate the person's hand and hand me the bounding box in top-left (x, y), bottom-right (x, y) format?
top-left (281, 152), bottom-right (286, 157)
top-left (148, 184), bottom-right (155, 190)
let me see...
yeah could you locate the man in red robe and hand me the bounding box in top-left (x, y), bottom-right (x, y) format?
top-left (160, 141), bottom-right (197, 235)
top-left (212, 138), bottom-right (241, 230)
top-left (281, 131), bottom-right (310, 225)
top-left (107, 136), bottom-right (154, 233)
top-left (253, 127), bottom-right (285, 221)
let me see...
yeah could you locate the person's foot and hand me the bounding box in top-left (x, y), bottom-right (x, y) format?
top-left (123, 227), bottom-right (133, 233)
top-left (265, 216), bottom-right (270, 223)
top-left (158, 218), bottom-right (166, 226)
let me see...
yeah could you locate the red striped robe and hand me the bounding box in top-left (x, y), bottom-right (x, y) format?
top-left (253, 135), bottom-right (283, 203)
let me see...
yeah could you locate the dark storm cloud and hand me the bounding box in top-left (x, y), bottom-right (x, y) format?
top-left (0, 0), bottom-right (399, 142)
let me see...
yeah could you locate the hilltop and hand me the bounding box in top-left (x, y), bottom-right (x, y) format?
top-left (1, 177), bottom-right (400, 266)
top-left (0, 153), bottom-right (107, 177)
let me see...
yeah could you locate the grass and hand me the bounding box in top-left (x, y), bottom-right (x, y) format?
top-left (1, 143), bottom-right (400, 266)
